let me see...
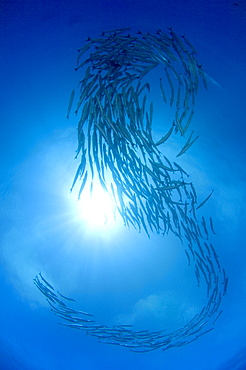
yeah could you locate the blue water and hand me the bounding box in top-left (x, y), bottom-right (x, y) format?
top-left (0, 1), bottom-right (246, 369)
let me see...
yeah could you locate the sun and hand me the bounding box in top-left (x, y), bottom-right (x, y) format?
top-left (69, 178), bottom-right (122, 236)
top-left (78, 186), bottom-right (115, 226)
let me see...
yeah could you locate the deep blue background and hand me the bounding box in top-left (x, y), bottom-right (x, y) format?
top-left (0, 0), bottom-right (246, 369)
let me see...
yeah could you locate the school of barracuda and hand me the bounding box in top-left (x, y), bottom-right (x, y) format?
top-left (34, 27), bottom-right (228, 352)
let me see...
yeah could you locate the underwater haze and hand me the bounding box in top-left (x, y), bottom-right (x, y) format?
top-left (0, 0), bottom-right (246, 369)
